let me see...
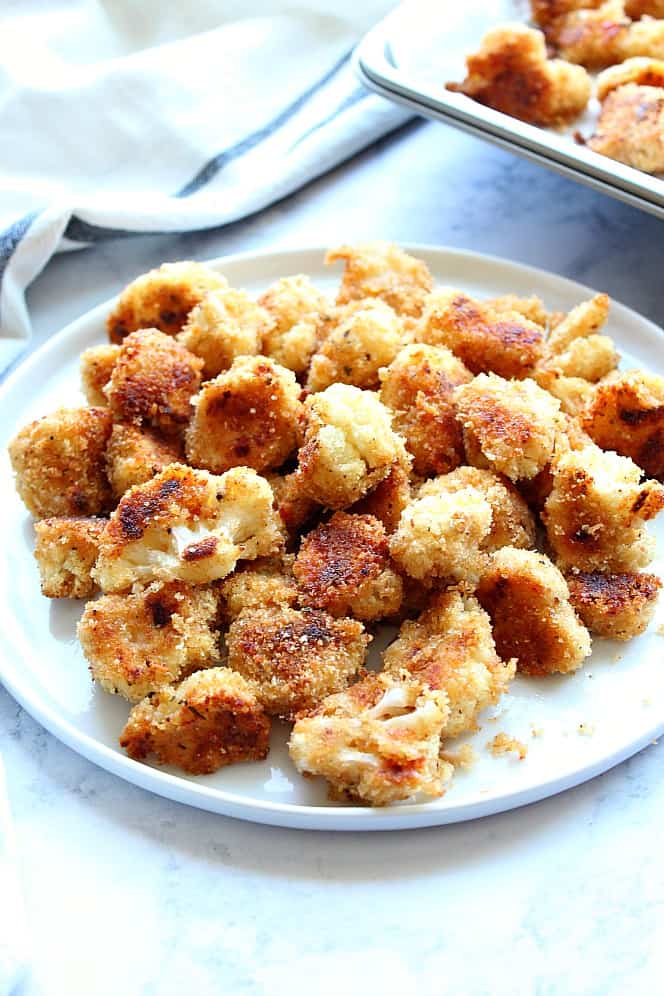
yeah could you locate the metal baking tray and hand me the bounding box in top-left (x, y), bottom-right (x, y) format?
top-left (354, 0), bottom-right (664, 220)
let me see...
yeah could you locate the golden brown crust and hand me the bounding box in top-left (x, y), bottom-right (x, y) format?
top-left (218, 555), bottom-right (297, 622)
top-left (326, 242), bottom-right (433, 318)
top-left (266, 470), bottom-right (320, 542)
top-left (80, 344), bottom-right (121, 405)
top-left (307, 299), bottom-right (403, 392)
top-left (258, 274), bottom-right (329, 376)
top-left (349, 461), bottom-right (412, 533)
top-left (33, 517), bottom-right (105, 598)
top-left (177, 287), bottom-right (269, 379)
top-left (582, 370), bottom-right (664, 481)
top-left (587, 83), bottom-right (664, 173)
top-left (106, 423), bottom-right (183, 499)
top-left (566, 569), bottom-right (661, 639)
top-left (596, 56), bottom-right (664, 99)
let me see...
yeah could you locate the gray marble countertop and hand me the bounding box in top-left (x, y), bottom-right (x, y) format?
top-left (3, 117), bottom-right (663, 996)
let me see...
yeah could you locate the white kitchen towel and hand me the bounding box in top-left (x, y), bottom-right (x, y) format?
top-left (0, 0), bottom-right (410, 369)
top-left (0, 758), bottom-right (27, 994)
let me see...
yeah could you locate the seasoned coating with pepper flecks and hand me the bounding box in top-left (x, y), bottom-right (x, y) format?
top-left (588, 82), bottom-right (664, 174)
top-left (258, 275), bottom-right (329, 376)
top-left (566, 569), bottom-right (661, 639)
top-left (226, 605), bottom-right (369, 720)
top-left (306, 299), bottom-right (403, 392)
top-left (326, 242), bottom-right (433, 319)
top-left (596, 56), bottom-right (664, 99)
top-left (185, 356), bottom-right (303, 475)
top-left (120, 667), bottom-right (270, 774)
top-left (9, 406), bottom-right (113, 519)
top-left (106, 423), bottom-right (183, 499)
top-left (177, 287), bottom-right (268, 379)
top-left (79, 581), bottom-right (219, 701)
top-left (218, 555), bottom-right (297, 622)
top-left (80, 344), bottom-right (121, 405)
top-left (349, 461), bottom-right (412, 533)
top-left (477, 547), bottom-right (592, 675)
top-left (34, 517), bottom-right (105, 598)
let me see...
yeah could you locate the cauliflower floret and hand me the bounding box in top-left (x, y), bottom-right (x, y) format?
top-left (9, 406), bottom-right (113, 519)
top-left (288, 672), bottom-right (452, 805)
top-left (446, 24), bottom-right (591, 124)
top-left (582, 370), bottom-right (664, 481)
top-left (107, 261), bottom-right (227, 343)
top-left (33, 517), bottom-right (105, 598)
top-left (79, 581), bottom-right (219, 701)
top-left (587, 80), bottom-right (664, 172)
top-left (106, 423), bottom-right (183, 499)
top-left (455, 373), bottom-right (562, 481)
top-left (297, 384), bottom-right (410, 509)
top-left (477, 548), bottom-right (592, 675)
top-left (596, 55), bottom-right (664, 99)
top-left (258, 274), bottom-right (329, 375)
top-left (294, 513), bottom-right (403, 621)
top-left (177, 287), bottom-right (269, 378)
top-left (93, 464), bottom-right (282, 592)
top-left (80, 344), bottom-right (121, 405)
top-left (306, 299), bottom-right (403, 392)
top-left (542, 444), bottom-right (664, 571)
top-left (546, 294), bottom-right (610, 354)
top-left (349, 461), bottom-right (413, 534)
top-left (566, 569), bottom-right (661, 640)
top-left (379, 343), bottom-right (472, 477)
top-left (218, 555), bottom-right (297, 622)
top-left (226, 605), bottom-right (369, 720)
top-left (105, 329), bottom-right (203, 433)
top-left (119, 667), bottom-right (270, 774)
top-left (326, 241), bottom-right (433, 319)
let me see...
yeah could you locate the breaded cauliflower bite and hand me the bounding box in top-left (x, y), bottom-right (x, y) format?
top-left (326, 242), bottom-right (433, 319)
top-left (535, 293), bottom-right (618, 397)
top-left (294, 513), bottom-right (403, 621)
top-left (306, 299), bottom-right (403, 392)
top-left (446, 24), bottom-right (591, 124)
top-left (105, 329), bottom-right (203, 433)
top-left (349, 461), bottom-right (412, 533)
top-left (80, 344), bottom-right (121, 405)
top-left (94, 464), bottom-right (281, 592)
top-left (587, 82), bottom-right (664, 173)
top-left (379, 343), bottom-right (472, 477)
top-left (415, 290), bottom-right (547, 380)
top-left (33, 517), bottom-right (105, 598)
top-left (383, 589), bottom-right (516, 737)
top-left (258, 275), bottom-right (329, 376)
top-left (566, 569), bottom-right (661, 639)
top-left (547, 294), bottom-right (610, 355)
top-left (79, 581), bottom-right (219, 701)
top-left (547, 0), bottom-right (664, 66)
top-left (107, 261), bottom-right (227, 343)
top-left (266, 470), bottom-right (320, 542)
top-left (184, 356), bottom-right (303, 475)
top-left (582, 370), bottom-right (664, 481)
top-left (486, 294), bottom-right (549, 328)
top-left (455, 373), bottom-right (562, 481)
top-left (106, 423), bottom-right (183, 499)
top-left (119, 667), bottom-right (270, 774)
top-left (218, 555), bottom-right (297, 622)
top-left (10, 406), bottom-right (113, 519)
top-left (477, 548), bottom-right (592, 675)
top-left (297, 384), bottom-right (410, 508)
top-left (542, 444), bottom-right (664, 571)
top-left (226, 605), bottom-right (369, 719)
top-left (289, 672), bottom-right (452, 805)
top-left (177, 287), bottom-right (269, 378)
top-left (596, 56), bottom-right (664, 99)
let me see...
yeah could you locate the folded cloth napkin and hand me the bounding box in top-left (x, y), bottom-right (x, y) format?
top-left (0, 0), bottom-right (410, 369)
top-left (0, 758), bottom-right (27, 994)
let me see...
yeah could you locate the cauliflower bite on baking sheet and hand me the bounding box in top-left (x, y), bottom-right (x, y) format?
top-left (379, 343), bottom-right (472, 478)
top-left (105, 329), bottom-right (203, 433)
top-left (547, 0), bottom-right (664, 67)
top-left (415, 290), bottom-right (547, 380)
top-left (297, 384), bottom-right (410, 509)
top-left (79, 581), bottom-right (219, 701)
top-left (596, 56), bottom-right (664, 99)
top-left (532, 0), bottom-right (664, 26)
top-left (106, 423), bottom-right (183, 499)
top-left (226, 604), bottom-right (369, 720)
top-left (9, 406), bottom-right (113, 519)
top-left (326, 242), bottom-right (433, 319)
top-left (119, 667), bottom-right (270, 774)
top-left (542, 444), bottom-right (664, 570)
top-left (185, 356), bottom-right (303, 475)
top-left (293, 512), bottom-right (403, 621)
top-left (94, 464), bottom-right (281, 592)
top-left (80, 344), bottom-right (121, 405)
top-left (306, 299), bottom-right (403, 392)
top-left (582, 370), bottom-right (664, 481)
top-left (586, 83), bottom-right (664, 173)
top-left (566, 569), bottom-right (661, 639)
top-left (446, 24), bottom-right (591, 124)
top-left (383, 589), bottom-right (516, 738)
top-left (34, 517), bottom-right (105, 598)
top-left (177, 287), bottom-right (269, 379)
top-left (289, 672), bottom-right (452, 805)
top-left (477, 548), bottom-right (592, 675)
top-left (455, 373), bottom-right (562, 481)
top-left (349, 461), bottom-right (412, 534)
top-left (258, 275), bottom-right (329, 375)
top-left (107, 261), bottom-right (227, 343)
top-left (218, 555), bottom-right (297, 622)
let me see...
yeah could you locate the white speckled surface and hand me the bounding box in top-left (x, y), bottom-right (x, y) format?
top-left (3, 118), bottom-right (664, 996)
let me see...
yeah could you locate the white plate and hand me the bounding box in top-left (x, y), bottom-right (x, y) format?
top-left (1, 245), bottom-right (663, 831)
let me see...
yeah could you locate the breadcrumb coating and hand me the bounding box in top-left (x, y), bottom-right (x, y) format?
top-left (542, 444), bottom-right (664, 570)
top-left (477, 548), bottom-right (592, 675)
top-left (294, 513), bottom-right (403, 621)
top-left (488, 733), bottom-right (528, 759)
top-left (10, 406), bottom-right (113, 519)
top-left (80, 344), bottom-right (120, 405)
top-left (177, 287), bottom-right (268, 378)
top-left (531, 0), bottom-right (664, 27)
top-left (94, 464), bottom-right (281, 592)
top-left (486, 294), bottom-right (549, 328)
top-left (383, 589), bottom-right (516, 737)
top-left (547, 294), bottom-right (610, 355)
top-left (258, 275), bottom-right (328, 375)
top-left (326, 242), bottom-right (433, 318)
top-left (105, 329), bottom-right (203, 433)
top-left (379, 343), bottom-right (472, 477)
top-left (289, 672), bottom-right (452, 805)
top-left (106, 423), bottom-right (183, 499)
top-left (266, 470), bottom-right (320, 542)
top-left (33, 517), bottom-right (105, 598)
top-left (446, 24), bottom-right (591, 124)
top-left (349, 461), bottom-right (412, 533)
top-left (218, 555), bottom-right (297, 622)
top-left (567, 569), bottom-right (661, 639)
top-left (547, 0), bottom-right (664, 67)
top-left (297, 384), bottom-right (410, 509)
top-left (120, 667), bottom-right (270, 774)
top-left (307, 299), bottom-right (403, 392)
top-left (532, 368), bottom-right (596, 416)
top-left (107, 261), bottom-right (227, 343)
top-left (79, 581), bottom-right (219, 701)
top-left (587, 83), bottom-right (664, 173)
top-left (516, 413), bottom-right (594, 510)
top-left (455, 373), bottom-right (562, 481)
top-left (226, 605), bottom-right (369, 719)
top-left (185, 356), bottom-right (303, 474)
top-left (541, 335), bottom-right (619, 383)
top-left (596, 56), bottom-right (664, 99)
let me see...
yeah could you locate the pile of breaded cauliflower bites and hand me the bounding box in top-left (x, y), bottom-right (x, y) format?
top-left (9, 242), bottom-right (664, 806)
